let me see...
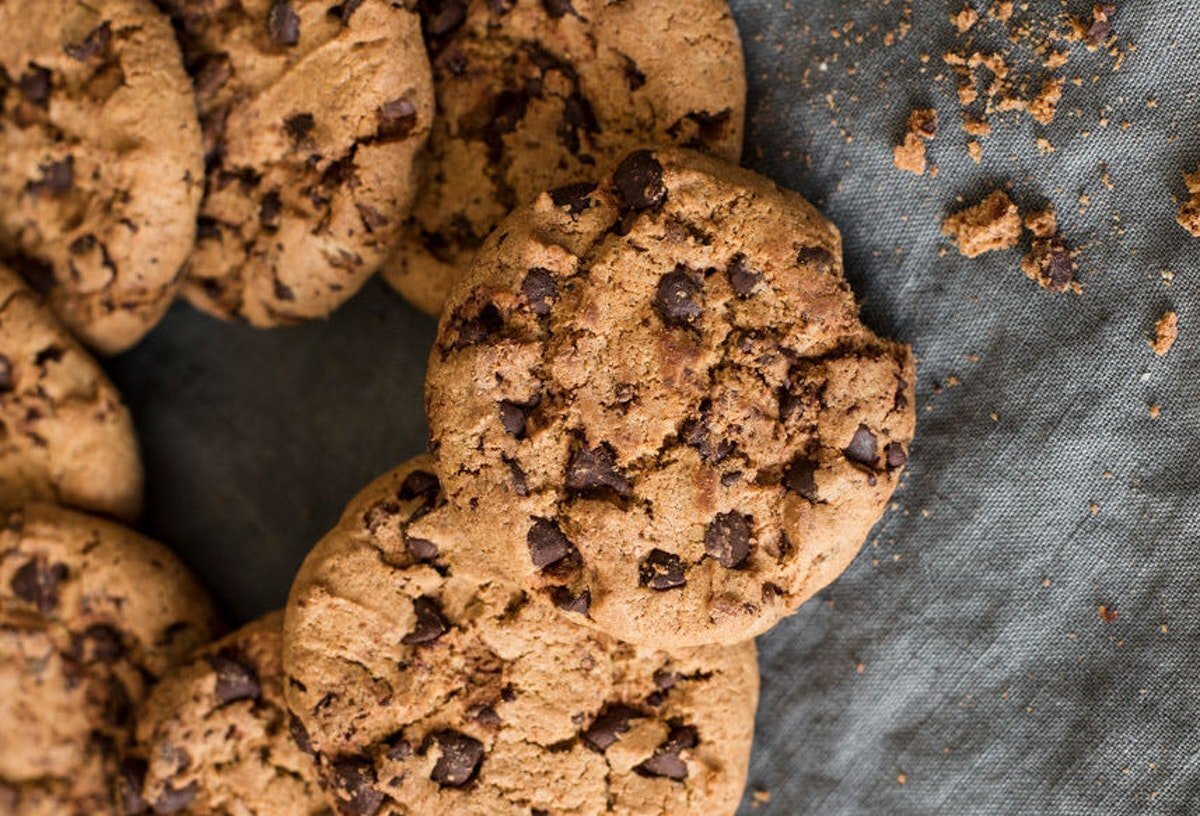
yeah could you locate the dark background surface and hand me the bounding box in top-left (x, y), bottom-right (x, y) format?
top-left (107, 1), bottom-right (1200, 813)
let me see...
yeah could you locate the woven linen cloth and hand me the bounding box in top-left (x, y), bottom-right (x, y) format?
top-left (108, 1), bottom-right (1199, 813)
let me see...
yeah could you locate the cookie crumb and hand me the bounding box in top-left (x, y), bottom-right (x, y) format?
top-left (1148, 404), bottom-right (1161, 419)
top-left (893, 108), bottom-right (938, 175)
top-left (1021, 233), bottom-right (1076, 293)
top-left (1150, 311), bottom-right (1177, 356)
top-left (1024, 206), bottom-right (1057, 238)
top-left (751, 790), bottom-right (772, 808)
top-left (1028, 78), bottom-right (1064, 125)
top-left (1177, 169), bottom-right (1200, 237)
top-left (966, 140), bottom-right (983, 164)
top-left (951, 3), bottom-right (979, 33)
top-left (1097, 604), bottom-right (1119, 623)
top-left (896, 772), bottom-right (908, 786)
top-left (942, 190), bottom-right (1021, 257)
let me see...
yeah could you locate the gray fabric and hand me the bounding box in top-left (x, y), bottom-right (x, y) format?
top-left (106, 1), bottom-right (1200, 813)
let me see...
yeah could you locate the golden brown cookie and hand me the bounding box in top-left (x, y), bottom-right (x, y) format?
top-left (425, 147), bottom-right (917, 648)
top-left (283, 457), bottom-right (758, 816)
top-left (0, 503), bottom-right (218, 815)
top-left (380, 0), bottom-right (746, 315)
top-left (121, 611), bottom-right (327, 815)
top-left (165, 0), bottom-right (434, 326)
top-left (0, 0), bottom-right (204, 354)
top-left (0, 264), bottom-right (142, 522)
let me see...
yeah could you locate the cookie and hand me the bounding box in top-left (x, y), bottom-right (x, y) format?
top-left (425, 147), bottom-right (917, 648)
top-left (121, 611), bottom-right (327, 815)
top-left (283, 456), bottom-right (758, 816)
top-left (0, 503), bottom-right (218, 815)
top-left (0, 264), bottom-right (143, 522)
top-left (379, 0), bottom-right (746, 315)
top-left (166, 0), bottom-right (434, 326)
top-left (0, 0), bottom-right (204, 354)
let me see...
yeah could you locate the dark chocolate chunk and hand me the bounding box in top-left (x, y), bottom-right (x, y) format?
top-left (541, 0), bottom-right (575, 17)
top-left (428, 730), bottom-right (484, 787)
top-left (655, 267), bottom-right (703, 327)
top-left (289, 714), bottom-right (315, 755)
top-left (505, 457), bottom-right (529, 497)
top-left (498, 401), bottom-right (529, 437)
top-left (259, 190), bottom-right (282, 230)
top-left (704, 512), bottom-right (751, 569)
top-left (549, 585), bottom-right (590, 614)
top-left (727, 254), bottom-right (762, 297)
top-left (843, 425), bottom-right (878, 467)
top-left (27, 156), bottom-right (74, 196)
top-left (377, 97), bottom-right (417, 141)
top-left (64, 22), bottom-right (111, 61)
top-left (635, 724), bottom-right (698, 781)
top-left (527, 518), bottom-right (575, 570)
top-left (521, 268), bottom-right (558, 315)
top-left (639, 549), bottom-right (685, 590)
top-left (405, 535), bottom-right (439, 562)
top-left (267, 0), bottom-right (301, 46)
top-left (426, 0), bottom-right (467, 38)
top-left (79, 623), bottom-right (123, 663)
top-left (666, 108), bottom-right (732, 148)
top-left (152, 781), bottom-right (198, 814)
top-left (206, 651), bottom-right (261, 705)
top-left (0, 354), bottom-right (13, 392)
top-left (399, 469), bottom-right (441, 504)
top-left (796, 245), bottom-right (835, 273)
top-left (273, 279), bottom-right (295, 302)
top-left (783, 457), bottom-right (818, 500)
top-left (452, 302), bottom-right (504, 348)
top-left (332, 0), bottom-right (365, 23)
top-left (470, 704), bottom-right (502, 727)
top-left (10, 557), bottom-right (68, 614)
top-left (583, 704), bottom-right (644, 752)
top-left (284, 112), bottom-right (315, 142)
top-left (401, 596), bottom-right (449, 645)
top-left (385, 733), bottom-right (412, 760)
top-left (18, 65), bottom-right (51, 107)
top-left (548, 182), bottom-right (595, 215)
top-left (622, 55), bottom-right (646, 90)
top-left (330, 757), bottom-right (383, 816)
top-left (566, 443), bottom-right (631, 497)
top-left (885, 442), bottom-right (907, 469)
top-left (612, 149), bottom-right (665, 210)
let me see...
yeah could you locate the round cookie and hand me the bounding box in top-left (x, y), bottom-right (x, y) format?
top-left (283, 456), bottom-right (758, 816)
top-left (0, 503), bottom-right (218, 815)
top-left (380, 0), bottom-right (746, 315)
top-left (121, 611), bottom-right (327, 815)
top-left (0, 264), bottom-right (143, 522)
top-left (425, 147), bottom-right (918, 648)
top-left (166, 0), bottom-right (435, 326)
top-left (0, 0), bottom-right (204, 354)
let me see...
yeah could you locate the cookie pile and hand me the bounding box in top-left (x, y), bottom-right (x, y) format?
top-left (0, 1), bottom-right (916, 814)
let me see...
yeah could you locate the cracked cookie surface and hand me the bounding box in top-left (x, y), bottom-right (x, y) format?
top-left (282, 456), bottom-right (758, 816)
top-left (0, 503), bottom-right (218, 815)
top-left (380, 0), bottom-right (746, 315)
top-left (164, 0), bottom-right (434, 326)
top-left (122, 611), bottom-right (327, 815)
top-left (0, 264), bottom-right (143, 521)
top-left (425, 147), bottom-right (917, 648)
top-left (0, 0), bottom-right (204, 353)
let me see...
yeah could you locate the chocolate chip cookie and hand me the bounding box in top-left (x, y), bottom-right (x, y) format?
top-left (0, 0), bottom-right (204, 354)
top-left (0, 264), bottom-right (143, 521)
top-left (283, 456), bottom-right (758, 816)
top-left (379, 0), bottom-right (746, 315)
top-left (121, 611), bottom-right (327, 815)
top-left (165, 0), bottom-right (434, 326)
top-left (425, 147), bottom-right (917, 648)
top-left (0, 503), bottom-right (218, 815)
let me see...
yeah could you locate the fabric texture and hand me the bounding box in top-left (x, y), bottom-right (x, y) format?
top-left (107, 1), bottom-right (1199, 813)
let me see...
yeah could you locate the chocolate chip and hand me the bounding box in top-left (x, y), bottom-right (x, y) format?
top-left (11, 255), bottom-right (55, 294)
top-left (330, 757), bottom-right (383, 816)
top-left (612, 149), bottom-right (665, 210)
top-left (521, 268), bottom-right (558, 315)
top-left (549, 585), bottom-right (590, 614)
top-left (428, 731), bottom-right (484, 787)
top-left (639, 550), bottom-right (685, 590)
top-left (401, 596), bottom-right (449, 645)
top-left (541, 0), bottom-right (575, 17)
top-left (152, 781), bottom-right (198, 814)
top-left (484, 89), bottom-right (529, 149)
top-left (284, 112), bottom-right (315, 142)
top-left (289, 714), bottom-right (314, 755)
top-left (653, 669), bottom-right (678, 691)
top-left (727, 254), bottom-right (762, 298)
top-left (18, 65), bottom-right (51, 106)
top-left (505, 457), bottom-right (529, 496)
top-left (558, 91), bottom-right (597, 152)
top-left (566, 443), bottom-right (632, 497)
top-left (10, 557), bottom-right (68, 614)
top-left (399, 470), bottom-right (440, 504)
top-left (885, 442), bottom-right (907, 469)
top-left (103, 675), bottom-right (132, 726)
top-left (377, 97), bottom-right (417, 141)
top-left (206, 651), bottom-right (261, 705)
top-left (622, 55), bottom-right (646, 90)
top-left (273, 279), bottom-right (295, 302)
top-left (583, 704), bottom-right (643, 752)
top-left (426, 0), bottom-right (467, 38)
top-left (259, 190), bottom-right (282, 230)
top-left (405, 535), bottom-right (439, 562)
top-left (666, 109), bottom-right (733, 148)
top-left (655, 267), bottom-right (703, 327)
top-left (331, 0), bottom-right (365, 23)
top-left (498, 401), bottom-right (530, 437)
top-left (0, 355), bottom-right (12, 393)
top-left (117, 758), bottom-right (148, 814)
top-left (527, 518), bottom-right (576, 570)
top-left (385, 733), bottom-right (412, 760)
top-left (452, 302), bottom-right (504, 349)
top-left (34, 346), bottom-right (63, 367)
top-left (635, 724), bottom-right (698, 781)
top-left (27, 156), bottom-right (74, 196)
top-left (470, 704), bottom-right (502, 727)
top-left (548, 182), bottom-right (595, 215)
top-left (704, 512), bottom-right (751, 569)
top-left (844, 425), bottom-right (878, 467)
top-left (79, 624), bottom-right (123, 663)
top-left (783, 456), bottom-right (818, 500)
top-left (267, 0), bottom-right (301, 46)
top-left (65, 22), bottom-right (111, 61)
top-left (796, 245), bottom-right (835, 273)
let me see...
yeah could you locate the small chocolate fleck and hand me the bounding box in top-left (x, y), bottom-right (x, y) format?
top-left (64, 22), bottom-right (111, 61)
top-left (259, 190), bottom-right (282, 230)
top-left (639, 549), bottom-right (685, 590)
top-left (521, 268), bottom-right (557, 316)
top-left (796, 246), bottom-right (835, 273)
top-left (273, 279), bottom-right (295, 302)
top-left (635, 724), bottom-right (698, 781)
top-left (428, 730), bottom-right (484, 787)
top-left (28, 156), bottom-right (74, 196)
top-left (655, 267), bottom-right (703, 327)
top-left (622, 55), bottom-right (646, 90)
top-left (470, 704), bottom-right (502, 727)
top-left (844, 425), bottom-right (878, 467)
top-left (704, 512), bottom-right (752, 569)
top-left (583, 704), bottom-right (644, 752)
top-left (612, 149), bottom-right (665, 210)
top-left (783, 457), bottom-right (818, 500)
top-left (332, 0), bottom-right (365, 23)
top-left (385, 734), bottom-right (412, 760)
top-left (549, 182), bottom-right (595, 215)
top-left (727, 254), bottom-right (762, 298)
top-left (284, 112), bottom-right (315, 142)
top-left (885, 442), bottom-right (908, 469)
top-left (401, 596), bottom-right (449, 645)
top-left (206, 651), bottom-right (261, 705)
top-left (566, 444), bottom-right (632, 497)
top-left (267, 0), bottom-right (301, 46)
top-left (18, 65), bottom-right (52, 107)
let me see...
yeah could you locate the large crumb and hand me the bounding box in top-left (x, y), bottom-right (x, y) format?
top-left (1024, 206), bottom-right (1057, 238)
top-left (893, 108), bottom-right (939, 175)
top-left (942, 190), bottom-right (1022, 257)
top-left (1150, 311), bottom-right (1178, 356)
top-left (1178, 169), bottom-right (1200, 237)
top-left (1021, 234), bottom-right (1077, 293)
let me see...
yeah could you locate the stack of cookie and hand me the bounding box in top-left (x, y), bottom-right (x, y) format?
top-left (0, 1), bottom-right (917, 814)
